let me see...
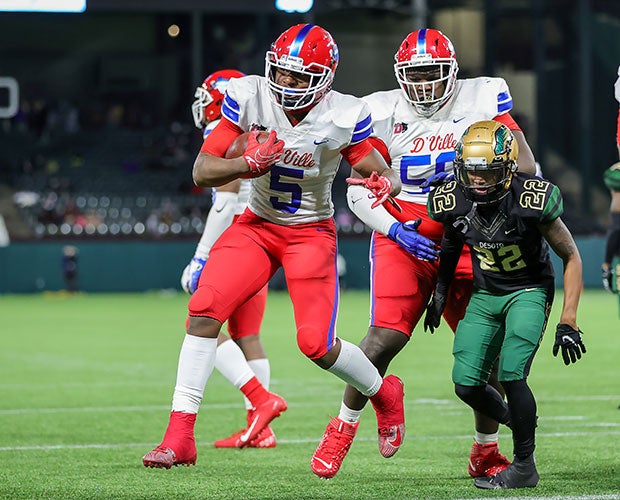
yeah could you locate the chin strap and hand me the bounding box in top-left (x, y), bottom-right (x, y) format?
top-left (453, 202), bottom-right (477, 235)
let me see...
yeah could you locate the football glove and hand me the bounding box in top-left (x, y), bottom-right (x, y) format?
top-left (420, 171), bottom-right (455, 188)
top-left (346, 171), bottom-right (393, 209)
top-left (423, 292), bottom-right (446, 334)
top-left (242, 130), bottom-right (284, 178)
top-left (388, 219), bottom-right (439, 261)
top-left (181, 256), bottom-right (206, 294)
top-left (602, 265), bottom-right (612, 292)
top-left (553, 323), bottom-right (586, 365)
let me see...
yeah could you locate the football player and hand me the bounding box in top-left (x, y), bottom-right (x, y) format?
top-left (425, 120), bottom-right (585, 489)
top-left (601, 65), bottom-right (620, 308)
top-left (142, 23), bottom-right (437, 470)
top-left (311, 28), bottom-right (537, 479)
top-left (182, 69), bottom-right (277, 448)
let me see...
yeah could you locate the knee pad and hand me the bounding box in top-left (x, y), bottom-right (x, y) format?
top-left (455, 383), bottom-right (481, 405)
top-left (188, 286), bottom-right (217, 317)
top-left (296, 325), bottom-right (329, 360)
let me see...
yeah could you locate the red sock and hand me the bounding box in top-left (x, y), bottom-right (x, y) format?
top-left (369, 379), bottom-right (391, 409)
top-left (162, 411), bottom-right (196, 447)
top-left (240, 377), bottom-right (270, 407)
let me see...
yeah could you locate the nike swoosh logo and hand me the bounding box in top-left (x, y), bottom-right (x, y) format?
top-left (524, 287), bottom-right (537, 292)
top-left (214, 201), bottom-right (228, 213)
top-left (387, 426), bottom-right (403, 448)
top-left (239, 415), bottom-right (259, 443)
top-left (314, 138), bottom-right (329, 145)
top-left (561, 335), bottom-right (575, 344)
top-left (453, 117), bottom-right (466, 123)
top-left (314, 457), bottom-right (333, 469)
top-left (468, 459), bottom-right (477, 472)
top-left (505, 228), bottom-right (515, 235)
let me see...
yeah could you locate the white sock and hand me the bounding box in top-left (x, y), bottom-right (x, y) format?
top-left (338, 401), bottom-right (363, 424)
top-left (327, 339), bottom-right (382, 397)
top-left (172, 334), bottom-right (218, 413)
top-left (475, 431), bottom-right (499, 445)
top-left (247, 358), bottom-right (271, 411)
top-left (214, 339), bottom-right (254, 389)
top-left (248, 358), bottom-right (270, 390)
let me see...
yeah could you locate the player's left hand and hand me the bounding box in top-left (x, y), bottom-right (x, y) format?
top-left (420, 171), bottom-right (454, 188)
top-left (388, 219), bottom-right (439, 261)
top-left (553, 323), bottom-right (586, 365)
top-left (423, 292), bottom-right (446, 334)
top-left (181, 256), bottom-right (206, 294)
top-left (346, 171), bottom-right (392, 209)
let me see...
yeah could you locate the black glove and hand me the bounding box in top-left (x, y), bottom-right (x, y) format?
top-left (602, 265), bottom-right (612, 292)
top-left (423, 293), bottom-right (446, 334)
top-left (553, 323), bottom-right (586, 365)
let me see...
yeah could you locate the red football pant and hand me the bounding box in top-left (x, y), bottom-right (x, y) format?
top-left (189, 209), bottom-right (340, 359)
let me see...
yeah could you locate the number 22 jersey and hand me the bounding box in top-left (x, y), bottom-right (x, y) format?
top-left (427, 174), bottom-right (563, 294)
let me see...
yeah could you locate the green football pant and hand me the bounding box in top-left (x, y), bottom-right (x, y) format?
top-left (452, 287), bottom-right (553, 386)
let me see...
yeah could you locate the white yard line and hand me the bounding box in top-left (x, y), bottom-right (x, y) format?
top-left (2, 430), bottom-right (620, 452)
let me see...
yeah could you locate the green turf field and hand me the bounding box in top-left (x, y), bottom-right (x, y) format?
top-left (0, 289), bottom-right (618, 499)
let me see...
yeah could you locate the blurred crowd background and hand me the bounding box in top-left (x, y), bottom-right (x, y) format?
top-left (0, 0), bottom-right (618, 291)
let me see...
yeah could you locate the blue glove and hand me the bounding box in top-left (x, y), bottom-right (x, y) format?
top-left (180, 256), bottom-right (206, 294)
top-left (388, 219), bottom-right (439, 261)
top-left (420, 171), bottom-right (454, 188)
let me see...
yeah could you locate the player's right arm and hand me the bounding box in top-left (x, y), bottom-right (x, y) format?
top-left (193, 119), bottom-right (281, 187)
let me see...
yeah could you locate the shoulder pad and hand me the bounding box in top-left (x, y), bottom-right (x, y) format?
top-left (516, 177), bottom-right (563, 222)
top-left (329, 92), bottom-right (371, 129)
top-left (427, 181), bottom-right (462, 222)
top-left (362, 90), bottom-right (399, 123)
top-left (221, 76), bottom-right (260, 127)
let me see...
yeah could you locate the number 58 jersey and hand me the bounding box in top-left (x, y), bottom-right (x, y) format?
top-left (364, 77), bottom-right (515, 205)
top-left (427, 174), bottom-right (563, 294)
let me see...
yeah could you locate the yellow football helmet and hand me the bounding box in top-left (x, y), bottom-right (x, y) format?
top-left (454, 120), bottom-right (519, 205)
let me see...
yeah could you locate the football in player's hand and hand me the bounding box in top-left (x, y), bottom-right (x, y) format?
top-left (225, 131), bottom-right (270, 159)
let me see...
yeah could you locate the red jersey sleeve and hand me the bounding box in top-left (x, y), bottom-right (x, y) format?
top-left (200, 119), bottom-right (245, 157)
top-left (341, 137), bottom-right (390, 166)
top-left (494, 112), bottom-right (521, 132)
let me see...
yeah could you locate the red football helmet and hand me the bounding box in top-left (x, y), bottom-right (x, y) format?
top-left (265, 23), bottom-right (339, 111)
top-left (394, 29), bottom-right (458, 116)
top-left (191, 69), bottom-right (245, 128)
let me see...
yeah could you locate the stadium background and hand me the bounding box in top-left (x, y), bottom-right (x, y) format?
top-left (0, 0), bottom-right (619, 292)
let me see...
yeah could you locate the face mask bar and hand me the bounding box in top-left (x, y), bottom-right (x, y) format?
top-left (394, 59), bottom-right (457, 116)
top-left (265, 52), bottom-right (333, 111)
top-left (191, 87), bottom-right (214, 128)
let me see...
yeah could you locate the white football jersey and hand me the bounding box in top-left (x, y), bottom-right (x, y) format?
top-left (223, 75), bottom-right (373, 225)
top-left (204, 119), bottom-right (250, 215)
top-left (364, 77), bottom-right (514, 204)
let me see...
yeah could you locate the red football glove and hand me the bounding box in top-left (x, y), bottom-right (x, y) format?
top-left (242, 130), bottom-right (284, 178)
top-left (346, 171), bottom-right (393, 209)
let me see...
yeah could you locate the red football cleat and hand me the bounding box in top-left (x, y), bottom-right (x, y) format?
top-left (142, 411), bottom-right (197, 469)
top-left (311, 417), bottom-right (359, 479)
top-left (214, 410), bottom-right (277, 448)
top-left (234, 392), bottom-right (287, 448)
top-left (370, 374), bottom-right (405, 458)
top-left (468, 441), bottom-right (511, 477)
